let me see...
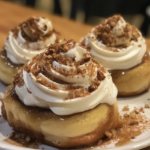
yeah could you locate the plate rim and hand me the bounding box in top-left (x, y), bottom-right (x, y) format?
top-left (0, 82), bottom-right (150, 150)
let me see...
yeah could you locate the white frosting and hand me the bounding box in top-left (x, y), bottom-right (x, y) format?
top-left (15, 44), bottom-right (117, 115)
top-left (5, 17), bottom-right (56, 64)
top-left (85, 16), bottom-right (146, 70)
top-left (110, 18), bottom-right (132, 46)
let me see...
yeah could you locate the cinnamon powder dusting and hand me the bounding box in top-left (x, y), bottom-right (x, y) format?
top-left (13, 67), bottom-right (24, 87)
top-left (11, 17), bottom-right (57, 42)
top-left (122, 105), bottom-right (129, 111)
top-left (93, 15), bottom-right (140, 48)
top-left (145, 104), bottom-right (150, 108)
top-left (94, 106), bottom-right (150, 148)
top-left (4, 132), bottom-right (41, 149)
top-left (3, 105), bottom-right (150, 149)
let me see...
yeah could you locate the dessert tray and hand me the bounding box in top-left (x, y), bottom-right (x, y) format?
top-left (0, 81), bottom-right (150, 150)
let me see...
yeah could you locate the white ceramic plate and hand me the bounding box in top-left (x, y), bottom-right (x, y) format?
top-left (0, 81), bottom-right (150, 150)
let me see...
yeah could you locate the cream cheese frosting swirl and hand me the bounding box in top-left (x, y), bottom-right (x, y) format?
top-left (5, 17), bottom-right (57, 64)
top-left (84, 15), bottom-right (146, 70)
top-left (14, 40), bottom-right (117, 116)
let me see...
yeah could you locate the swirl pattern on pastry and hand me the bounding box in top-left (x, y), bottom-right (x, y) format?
top-left (13, 40), bottom-right (117, 115)
top-left (83, 15), bottom-right (146, 70)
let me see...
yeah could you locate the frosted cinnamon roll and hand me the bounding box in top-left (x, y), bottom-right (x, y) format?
top-left (82, 15), bottom-right (150, 96)
top-left (2, 40), bottom-right (118, 148)
top-left (0, 16), bottom-right (58, 85)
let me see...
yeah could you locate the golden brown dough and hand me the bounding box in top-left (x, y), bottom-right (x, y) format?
top-left (0, 50), bottom-right (22, 85)
top-left (2, 85), bottom-right (118, 148)
top-left (110, 49), bottom-right (150, 96)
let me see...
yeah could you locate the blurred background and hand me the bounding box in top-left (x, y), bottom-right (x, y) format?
top-left (2, 0), bottom-right (150, 37)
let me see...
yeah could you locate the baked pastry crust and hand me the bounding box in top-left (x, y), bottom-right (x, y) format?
top-left (0, 49), bottom-right (22, 85)
top-left (110, 49), bottom-right (150, 96)
top-left (2, 85), bottom-right (118, 148)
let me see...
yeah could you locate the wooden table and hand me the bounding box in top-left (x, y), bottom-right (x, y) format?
top-left (0, 1), bottom-right (149, 150)
top-left (0, 1), bottom-right (150, 49)
top-left (0, 1), bottom-right (92, 48)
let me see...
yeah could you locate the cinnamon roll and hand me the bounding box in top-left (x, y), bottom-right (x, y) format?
top-left (2, 40), bottom-right (118, 148)
top-left (0, 16), bottom-right (58, 85)
top-left (82, 15), bottom-right (150, 96)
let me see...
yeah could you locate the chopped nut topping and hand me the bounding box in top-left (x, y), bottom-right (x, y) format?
top-left (95, 106), bottom-right (150, 148)
top-left (122, 105), bottom-right (129, 111)
top-left (123, 113), bottom-right (129, 118)
top-left (88, 84), bottom-right (97, 92)
top-left (105, 131), bottom-right (112, 139)
top-left (13, 67), bottom-right (24, 87)
top-left (130, 112), bottom-right (137, 119)
top-left (93, 15), bottom-right (140, 48)
top-left (97, 70), bottom-right (106, 81)
top-left (145, 104), bottom-right (150, 108)
top-left (139, 107), bottom-right (145, 113)
top-left (13, 39), bottom-right (107, 100)
top-left (111, 129), bottom-right (117, 138)
top-left (129, 120), bottom-right (139, 125)
top-left (134, 108), bottom-right (140, 114)
top-left (7, 131), bottom-right (41, 148)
